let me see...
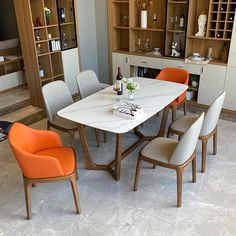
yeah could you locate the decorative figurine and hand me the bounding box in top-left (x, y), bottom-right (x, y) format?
top-left (171, 42), bottom-right (180, 57)
top-left (206, 47), bottom-right (213, 60)
top-left (195, 11), bottom-right (207, 37)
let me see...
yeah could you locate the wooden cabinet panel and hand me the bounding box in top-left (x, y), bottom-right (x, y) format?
top-left (197, 64), bottom-right (226, 105)
top-left (223, 67), bottom-right (236, 111)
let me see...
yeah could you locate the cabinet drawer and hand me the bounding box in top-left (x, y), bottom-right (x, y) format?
top-left (162, 59), bottom-right (184, 68)
top-left (162, 59), bottom-right (202, 75)
top-left (130, 55), bottom-right (163, 69)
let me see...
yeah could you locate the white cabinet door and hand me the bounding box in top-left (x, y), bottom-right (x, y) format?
top-left (62, 48), bottom-right (80, 95)
top-left (223, 67), bottom-right (236, 111)
top-left (197, 64), bottom-right (226, 105)
top-left (228, 13), bottom-right (236, 67)
top-left (112, 53), bottom-right (130, 81)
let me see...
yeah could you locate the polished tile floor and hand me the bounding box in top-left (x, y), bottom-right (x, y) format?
top-left (0, 114), bottom-right (236, 236)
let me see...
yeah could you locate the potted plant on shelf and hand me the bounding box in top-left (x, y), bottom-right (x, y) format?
top-left (122, 78), bottom-right (140, 101)
top-left (44, 7), bottom-right (51, 25)
top-left (136, 0), bottom-right (153, 28)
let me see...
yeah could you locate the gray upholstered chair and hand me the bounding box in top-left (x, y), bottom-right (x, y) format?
top-left (76, 70), bottom-right (109, 99)
top-left (77, 70), bottom-right (109, 142)
top-left (168, 92), bottom-right (226, 173)
top-left (42, 80), bottom-right (100, 147)
top-left (133, 113), bottom-right (204, 207)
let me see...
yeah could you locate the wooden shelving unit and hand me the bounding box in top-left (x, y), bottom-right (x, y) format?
top-left (109, 0), bottom-right (235, 66)
top-left (164, 0), bottom-right (189, 58)
top-left (14, 0), bottom-right (78, 107)
top-left (186, 0), bottom-right (235, 65)
top-left (108, 0), bottom-right (166, 54)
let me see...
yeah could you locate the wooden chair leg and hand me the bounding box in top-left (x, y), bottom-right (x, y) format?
top-left (192, 154), bottom-right (196, 183)
top-left (133, 156), bottom-right (142, 191)
top-left (24, 179), bottom-right (32, 220)
top-left (213, 129), bottom-right (217, 155)
top-left (176, 169), bottom-right (183, 207)
top-left (184, 99), bottom-right (187, 116)
top-left (172, 106), bottom-right (177, 122)
top-left (69, 174), bottom-right (81, 214)
top-left (167, 128), bottom-right (171, 138)
top-left (94, 129), bottom-right (100, 147)
top-left (103, 131), bottom-right (107, 143)
top-left (201, 139), bottom-right (208, 173)
top-left (69, 132), bottom-right (75, 149)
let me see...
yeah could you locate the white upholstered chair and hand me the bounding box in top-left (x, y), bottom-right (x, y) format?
top-left (42, 80), bottom-right (99, 147)
top-left (133, 113), bottom-right (204, 207)
top-left (168, 92), bottom-right (226, 173)
top-left (77, 70), bottom-right (109, 142)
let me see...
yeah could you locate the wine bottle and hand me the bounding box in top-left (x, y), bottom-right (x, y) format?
top-left (59, 8), bottom-right (66, 23)
top-left (179, 14), bottom-right (184, 31)
top-left (116, 67), bottom-right (123, 95)
top-left (39, 63), bottom-right (44, 78)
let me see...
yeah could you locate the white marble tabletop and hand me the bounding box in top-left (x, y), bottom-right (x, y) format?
top-left (58, 77), bottom-right (188, 134)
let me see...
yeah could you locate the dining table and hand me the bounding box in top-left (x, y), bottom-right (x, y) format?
top-left (57, 77), bottom-right (188, 181)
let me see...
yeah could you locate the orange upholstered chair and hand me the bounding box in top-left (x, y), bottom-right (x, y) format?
top-left (8, 122), bottom-right (81, 220)
top-left (156, 68), bottom-right (189, 121)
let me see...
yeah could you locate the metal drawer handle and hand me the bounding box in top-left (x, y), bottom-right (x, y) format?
top-left (177, 65), bottom-right (183, 68)
top-left (142, 61), bottom-right (147, 64)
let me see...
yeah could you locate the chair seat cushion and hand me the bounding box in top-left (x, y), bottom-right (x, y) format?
top-left (35, 147), bottom-right (75, 176)
top-left (141, 137), bottom-right (178, 164)
top-left (53, 115), bottom-right (77, 130)
top-left (170, 116), bottom-right (197, 134)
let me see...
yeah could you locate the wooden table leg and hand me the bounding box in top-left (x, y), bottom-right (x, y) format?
top-left (114, 133), bottom-right (123, 181)
top-left (77, 124), bottom-right (97, 169)
top-left (158, 104), bottom-right (170, 137)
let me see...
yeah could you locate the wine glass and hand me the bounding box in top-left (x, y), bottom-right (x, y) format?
top-left (136, 37), bottom-right (141, 52)
top-left (113, 81), bottom-right (122, 101)
top-left (153, 13), bottom-right (157, 28)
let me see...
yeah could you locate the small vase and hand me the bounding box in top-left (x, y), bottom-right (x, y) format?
top-left (128, 90), bottom-right (135, 101)
top-left (141, 10), bottom-right (147, 28)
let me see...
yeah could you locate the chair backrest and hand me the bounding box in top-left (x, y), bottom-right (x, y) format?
top-left (77, 70), bottom-right (101, 99)
top-left (42, 80), bottom-right (73, 122)
top-left (200, 92), bottom-right (226, 136)
top-left (156, 67), bottom-right (189, 85)
top-left (8, 122), bottom-right (64, 178)
top-left (169, 113), bottom-right (204, 165)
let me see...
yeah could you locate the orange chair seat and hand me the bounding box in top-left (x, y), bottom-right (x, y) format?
top-left (35, 147), bottom-right (75, 176)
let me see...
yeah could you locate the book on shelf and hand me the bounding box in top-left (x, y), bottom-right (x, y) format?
top-left (112, 101), bottom-right (144, 120)
top-left (50, 40), bottom-right (61, 52)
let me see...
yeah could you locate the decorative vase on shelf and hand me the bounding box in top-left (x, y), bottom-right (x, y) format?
top-left (141, 10), bottom-right (147, 28)
top-left (128, 90), bottom-right (135, 101)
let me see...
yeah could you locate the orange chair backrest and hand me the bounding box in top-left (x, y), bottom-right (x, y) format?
top-left (156, 67), bottom-right (189, 85)
top-left (8, 122), bottom-right (64, 179)
top-left (156, 67), bottom-right (189, 105)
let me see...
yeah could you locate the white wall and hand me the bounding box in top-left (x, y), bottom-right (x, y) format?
top-left (77, 0), bottom-right (109, 84)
